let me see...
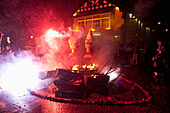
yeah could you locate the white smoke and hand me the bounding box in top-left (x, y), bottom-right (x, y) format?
top-left (0, 51), bottom-right (41, 96)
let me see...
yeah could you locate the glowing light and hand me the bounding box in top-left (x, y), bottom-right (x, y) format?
top-left (93, 32), bottom-right (101, 36)
top-left (91, 28), bottom-right (95, 31)
top-left (30, 35), bottom-right (33, 39)
top-left (7, 37), bottom-right (11, 44)
top-left (72, 65), bottom-right (79, 71)
top-left (75, 29), bottom-right (79, 32)
top-left (129, 13), bottom-right (133, 18)
top-left (115, 7), bottom-right (119, 10)
top-left (138, 20), bottom-right (141, 24)
top-left (107, 68), bottom-right (120, 82)
top-left (45, 28), bottom-right (70, 50)
top-left (106, 27), bottom-right (111, 30)
top-left (108, 3), bottom-right (112, 7)
top-left (135, 18), bottom-right (138, 22)
top-left (73, 12), bottom-right (77, 16)
top-left (115, 35), bottom-right (118, 38)
top-left (158, 22), bottom-right (161, 24)
top-left (87, 63), bottom-right (95, 70)
top-left (72, 63), bottom-right (97, 72)
top-left (146, 27), bottom-right (150, 31)
top-left (45, 28), bottom-right (70, 39)
top-left (165, 29), bottom-right (168, 32)
top-left (0, 57), bottom-right (41, 96)
top-left (133, 16), bottom-right (135, 19)
top-left (82, 65), bottom-right (86, 69)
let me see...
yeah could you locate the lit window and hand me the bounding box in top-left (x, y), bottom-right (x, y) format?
top-left (78, 22), bottom-right (84, 28)
top-left (101, 18), bottom-right (109, 27)
top-left (93, 19), bottom-right (100, 27)
top-left (86, 21), bottom-right (92, 27)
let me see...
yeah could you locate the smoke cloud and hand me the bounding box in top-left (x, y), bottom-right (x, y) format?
top-left (35, 27), bottom-right (85, 71)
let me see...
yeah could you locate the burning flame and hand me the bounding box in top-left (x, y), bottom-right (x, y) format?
top-left (86, 63), bottom-right (95, 70)
top-left (72, 64), bottom-right (79, 71)
top-left (72, 63), bottom-right (97, 72)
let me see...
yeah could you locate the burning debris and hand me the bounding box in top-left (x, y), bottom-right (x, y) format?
top-left (52, 62), bottom-right (111, 98)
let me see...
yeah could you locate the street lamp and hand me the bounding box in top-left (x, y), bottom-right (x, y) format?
top-left (158, 22), bottom-right (161, 25)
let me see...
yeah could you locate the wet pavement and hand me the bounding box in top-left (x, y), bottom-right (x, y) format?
top-left (0, 65), bottom-right (169, 113)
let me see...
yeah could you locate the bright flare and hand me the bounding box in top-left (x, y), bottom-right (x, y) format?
top-left (107, 68), bottom-right (120, 82)
top-left (46, 28), bottom-right (70, 38)
top-left (0, 57), bottom-right (41, 96)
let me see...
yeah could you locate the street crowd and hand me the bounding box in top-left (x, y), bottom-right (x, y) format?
top-left (115, 40), bottom-right (169, 86)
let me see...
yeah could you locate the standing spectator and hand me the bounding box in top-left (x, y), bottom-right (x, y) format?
top-left (139, 43), bottom-right (147, 66)
top-left (152, 41), bottom-right (168, 85)
top-left (131, 42), bottom-right (140, 67)
top-left (118, 44), bottom-right (125, 66)
top-left (124, 43), bottom-right (133, 67)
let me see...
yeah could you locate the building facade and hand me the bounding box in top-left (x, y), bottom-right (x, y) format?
top-left (73, 0), bottom-right (150, 45)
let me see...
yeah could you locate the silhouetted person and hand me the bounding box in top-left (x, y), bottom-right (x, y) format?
top-left (152, 41), bottom-right (168, 85)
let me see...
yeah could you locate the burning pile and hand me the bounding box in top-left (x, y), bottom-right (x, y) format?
top-left (71, 63), bottom-right (97, 73)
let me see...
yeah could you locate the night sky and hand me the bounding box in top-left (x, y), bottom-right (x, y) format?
top-left (0, 0), bottom-right (169, 49)
top-left (134, 0), bottom-right (169, 29)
